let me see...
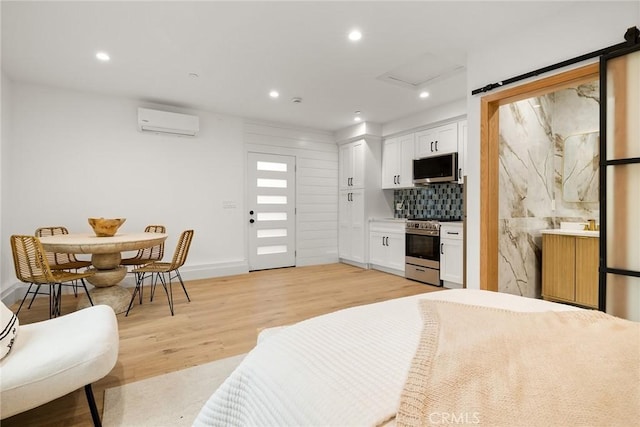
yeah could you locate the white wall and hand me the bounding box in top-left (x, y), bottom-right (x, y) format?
top-left (0, 73), bottom-right (10, 298)
top-left (1, 81), bottom-right (247, 297)
top-left (465, 2), bottom-right (640, 290)
top-left (382, 98), bottom-right (467, 137)
top-left (244, 121), bottom-right (339, 266)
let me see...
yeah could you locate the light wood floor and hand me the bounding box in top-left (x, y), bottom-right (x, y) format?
top-left (4, 263), bottom-right (441, 426)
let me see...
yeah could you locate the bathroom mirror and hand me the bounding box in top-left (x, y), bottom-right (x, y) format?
top-left (562, 131), bottom-right (599, 202)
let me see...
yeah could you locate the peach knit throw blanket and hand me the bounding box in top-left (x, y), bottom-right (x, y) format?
top-left (397, 300), bottom-right (640, 427)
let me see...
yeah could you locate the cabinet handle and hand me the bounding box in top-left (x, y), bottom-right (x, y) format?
top-left (382, 237), bottom-right (386, 246)
top-left (430, 141), bottom-right (434, 152)
top-left (441, 243), bottom-right (444, 254)
top-left (397, 175), bottom-right (400, 185)
top-left (385, 236), bottom-right (389, 246)
top-left (435, 140), bottom-right (438, 151)
top-left (447, 232), bottom-right (459, 235)
top-left (393, 175), bottom-right (396, 184)
top-left (459, 168), bottom-right (462, 179)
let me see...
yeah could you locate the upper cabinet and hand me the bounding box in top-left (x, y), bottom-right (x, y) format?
top-left (415, 122), bottom-right (458, 158)
top-left (457, 120), bottom-right (467, 184)
top-left (339, 139), bottom-right (365, 190)
top-left (381, 133), bottom-right (415, 189)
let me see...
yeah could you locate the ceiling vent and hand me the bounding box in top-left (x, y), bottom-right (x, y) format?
top-left (137, 108), bottom-right (200, 137)
top-left (377, 52), bottom-right (465, 90)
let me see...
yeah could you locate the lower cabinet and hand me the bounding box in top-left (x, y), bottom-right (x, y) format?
top-left (542, 233), bottom-right (599, 309)
top-left (440, 223), bottom-right (463, 288)
top-left (369, 221), bottom-right (405, 276)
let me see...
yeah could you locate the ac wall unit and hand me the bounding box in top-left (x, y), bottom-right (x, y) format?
top-left (137, 108), bottom-right (199, 137)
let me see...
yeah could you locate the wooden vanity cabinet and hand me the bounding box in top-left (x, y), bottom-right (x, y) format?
top-left (542, 233), bottom-right (598, 309)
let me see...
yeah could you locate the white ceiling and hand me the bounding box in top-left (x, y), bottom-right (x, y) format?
top-left (2, 1), bottom-right (576, 132)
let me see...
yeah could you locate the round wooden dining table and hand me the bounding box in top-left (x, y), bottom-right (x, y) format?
top-left (39, 232), bottom-right (168, 314)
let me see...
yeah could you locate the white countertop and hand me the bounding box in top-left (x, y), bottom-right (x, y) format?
top-left (541, 229), bottom-right (599, 237)
top-left (369, 218), bottom-right (407, 223)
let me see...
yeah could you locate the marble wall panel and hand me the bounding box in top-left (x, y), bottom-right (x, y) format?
top-left (497, 81), bottom-right (600, 297)
top-left (498, 217), bottom-right (552, 298)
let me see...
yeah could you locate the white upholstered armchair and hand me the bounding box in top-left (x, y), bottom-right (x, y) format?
top-left (0, 303), bottom-right (119, 426)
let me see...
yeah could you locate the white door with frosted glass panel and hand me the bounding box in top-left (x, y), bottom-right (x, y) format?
top-left (247, 153), bottom-right (296, 271)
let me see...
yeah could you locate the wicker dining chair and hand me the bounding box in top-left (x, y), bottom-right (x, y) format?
top-left (33, 227), bottom-right (91, 302)
top-left (125, 230), bottom-right (194, 316)
top-left (120, 225), bottom-right (166, 267)
top-left (10, 235), bottom-right (95, 318)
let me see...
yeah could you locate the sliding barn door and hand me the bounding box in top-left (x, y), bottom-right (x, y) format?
top-left (599, 43), bottom-right (640, 321)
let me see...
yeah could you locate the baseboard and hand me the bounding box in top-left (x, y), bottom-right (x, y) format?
top-left (339, 259), bottom-right (368, 270)
top-left (369, 264), bottom-right (405, 277)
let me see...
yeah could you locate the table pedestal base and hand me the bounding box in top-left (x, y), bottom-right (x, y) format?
top-left (78, 286), bottom-right (132, 314)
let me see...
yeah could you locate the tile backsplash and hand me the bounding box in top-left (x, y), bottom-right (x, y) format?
top-left (394, 184), bottom-right (463, 219)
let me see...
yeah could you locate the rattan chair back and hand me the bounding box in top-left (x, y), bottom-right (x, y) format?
top-left (121, 225), bottom-right (166, 266)
top-left (11, 235), bottom-right (54, 284)
top-left (35, 226), bottom-right (78, 266)
top-left (169, 230), bottom-right (194, 269)
top-left (138, 225), bottom-right (166, 261)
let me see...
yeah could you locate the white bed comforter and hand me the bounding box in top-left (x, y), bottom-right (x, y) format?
top-left (193, 289), bottom-right (578, 427)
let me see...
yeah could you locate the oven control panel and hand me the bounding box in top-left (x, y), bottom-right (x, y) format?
top-left (406, 220), bottom-right (440, 233)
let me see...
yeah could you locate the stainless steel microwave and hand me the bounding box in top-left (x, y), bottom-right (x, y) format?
top-left (413, 153), bottom-right (458, 184)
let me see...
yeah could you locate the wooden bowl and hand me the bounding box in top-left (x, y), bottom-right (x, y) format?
top-left (88, 217), bottom-right (126, 237)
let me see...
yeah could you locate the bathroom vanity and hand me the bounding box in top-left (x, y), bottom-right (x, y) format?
top-left (541, 229), bottom-right (599, 309)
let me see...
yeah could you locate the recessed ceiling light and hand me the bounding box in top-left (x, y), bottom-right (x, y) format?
top-left (95, 51), bottom-right (110, 62)
top-left (348, 30), bottom-right (362, 41)
top-left (269, 90), bottom-right (279, 98)
top-left (419, 91), bottom-right (430, 99)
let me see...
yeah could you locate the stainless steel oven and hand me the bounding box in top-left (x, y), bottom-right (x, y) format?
top-left (405, 220), bottom-right (441, 286)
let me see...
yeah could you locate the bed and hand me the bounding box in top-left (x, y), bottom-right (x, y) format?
top-left (194, 289), bottom-right (639, 426)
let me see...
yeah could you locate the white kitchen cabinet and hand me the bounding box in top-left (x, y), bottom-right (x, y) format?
top-left (382, 133), bottom-right (415, 189)
top-left (457, 120), bottom-right (467, 184)
top-left (337, 130), bottom-right (392, 268)
top-left (440, 223), bottom-right (463, 288)
top-left (369, 220), bottom-right (405, 275)
top-left (339, 189), bottom-right (365, 263)
top-left (415, 123), bottom-right (458, 158)
top-left (339, 139), bottom-right (365, 190)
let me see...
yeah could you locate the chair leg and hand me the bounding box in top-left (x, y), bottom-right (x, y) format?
top-left (80, 279), bottom-right (94, 306)
top-left (150, 273), bottom-right (159, 302)
top-left (16, 283), bottom-right (35, 315)
top-left (157, 272), bottom-right (174, 316)
top-left (27, 284), bottom-right (42, 309)
top-left (49, 284), bottom-right (62, 318)
top-left (125, 272), bottom-right (145, 317)
top-left (175, 270), bottom-right (191, 302)
top-left (84, 384), bottom-right (102, 427)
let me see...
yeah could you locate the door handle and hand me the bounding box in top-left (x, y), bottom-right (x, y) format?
top-left (441, 243), bottom-right (444, 254)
